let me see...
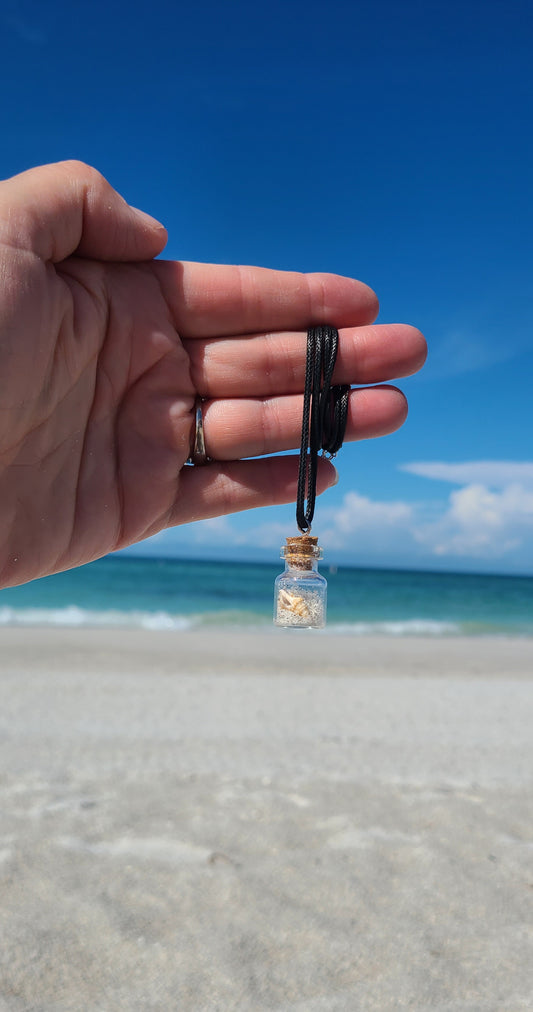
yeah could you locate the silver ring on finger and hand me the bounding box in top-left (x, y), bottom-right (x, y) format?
top-left (186, 397), bottom-right (211, 466)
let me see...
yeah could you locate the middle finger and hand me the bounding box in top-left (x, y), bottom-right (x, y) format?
top-left (184, 323), bottom-right (426, 398)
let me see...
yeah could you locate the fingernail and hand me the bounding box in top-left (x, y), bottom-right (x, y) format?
top-left (331, 464), bottom-right (339, 485)
top-left (130, 205), bottom-right (166, 232)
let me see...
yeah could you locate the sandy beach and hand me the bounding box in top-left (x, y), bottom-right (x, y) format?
top-left (0, 629), bottom-right (532, 1011)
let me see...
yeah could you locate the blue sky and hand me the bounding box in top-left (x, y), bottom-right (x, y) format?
top-left (1, 0), bottom-right (531, 574)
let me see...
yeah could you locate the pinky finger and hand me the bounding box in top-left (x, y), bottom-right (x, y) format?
top-left (171, 455), bottom-right (338, 526)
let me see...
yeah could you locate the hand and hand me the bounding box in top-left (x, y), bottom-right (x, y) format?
top-left (0, 161), bottom-right (426, 587)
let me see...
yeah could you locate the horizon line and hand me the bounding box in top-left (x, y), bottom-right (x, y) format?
top-left (113, 551), bottom-right (533, 582)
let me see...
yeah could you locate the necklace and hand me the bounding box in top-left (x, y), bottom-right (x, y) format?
top-left (274, 325), bottom-right (349, 628)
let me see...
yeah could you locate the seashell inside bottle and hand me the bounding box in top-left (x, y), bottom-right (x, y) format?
top-left (274, 535), bottom-right (327, 628)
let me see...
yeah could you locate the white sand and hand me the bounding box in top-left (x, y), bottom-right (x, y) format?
top-left (0, 629), bottom-right (532, 1011)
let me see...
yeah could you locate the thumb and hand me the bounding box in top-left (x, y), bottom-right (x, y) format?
top-left (0, 160), bottom-right (167, 263)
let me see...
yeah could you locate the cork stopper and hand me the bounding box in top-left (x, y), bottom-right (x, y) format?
top-left (281, 535), bottom-right (322, 569)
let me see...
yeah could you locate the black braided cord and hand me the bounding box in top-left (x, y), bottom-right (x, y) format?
top-left (296, 325), bottom-right (350, 533)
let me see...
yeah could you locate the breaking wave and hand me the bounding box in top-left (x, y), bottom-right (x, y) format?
top-left (0, 606), bottom-right (514, 635)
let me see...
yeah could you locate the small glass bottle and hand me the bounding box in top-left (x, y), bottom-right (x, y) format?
top-left (274, 535), bottom-right (327, 629)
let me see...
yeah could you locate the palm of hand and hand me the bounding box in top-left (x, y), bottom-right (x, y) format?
top-left (1, 254), bottom-right (193, 584)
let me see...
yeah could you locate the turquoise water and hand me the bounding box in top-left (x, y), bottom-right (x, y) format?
top-left (0, 555), bottom-right (532, 635)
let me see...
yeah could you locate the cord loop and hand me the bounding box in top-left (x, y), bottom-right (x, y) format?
top-left (296, 325), bottom-right (350, 533)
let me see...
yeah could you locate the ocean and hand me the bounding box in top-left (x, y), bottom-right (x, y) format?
top-left (0, 555), bottom-right (531, 636)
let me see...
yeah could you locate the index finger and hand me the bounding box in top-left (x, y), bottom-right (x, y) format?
top-left (153, 261), bottom-right (380, 338)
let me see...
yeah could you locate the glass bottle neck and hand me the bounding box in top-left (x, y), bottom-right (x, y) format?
top-left (284, 558), bottom-right (319, 573)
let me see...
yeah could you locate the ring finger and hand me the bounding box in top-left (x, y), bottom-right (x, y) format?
top-left (198, 385), bottom-right (407, 460)
top-left (184, 323), bottom-right (426, 398)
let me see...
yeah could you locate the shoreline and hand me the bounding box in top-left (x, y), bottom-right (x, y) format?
top-left (1, 626), bottom-right (532, 678)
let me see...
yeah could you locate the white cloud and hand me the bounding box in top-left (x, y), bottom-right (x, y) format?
top-left (323, 491), bottom-right (413, 532)
top-left (317, 466), bottom-right (533, 563)
top-left (189, 516), bottom-right (237, 542)
top-left (319, 491), bottom-right (415, 552)
top-left (126, 461), bottom-right (533, 570)
top-left (241, 520), bottom-right (291, 548)
top-left (401, 461), bottom-right (533, 489)
top-left (193, 516), bottom-right (292, 549)
top-left (427, 329), bottom-right (524, 379)
top-left (415, 482), bottom-right (533, 558)
top-left (400, 460), bottom-right (533, 560)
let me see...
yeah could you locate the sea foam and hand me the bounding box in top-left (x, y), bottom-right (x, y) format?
top-left (0, 605), bottom-right (462, 635)
top-left (0, 605), bottom-right (195, 631)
